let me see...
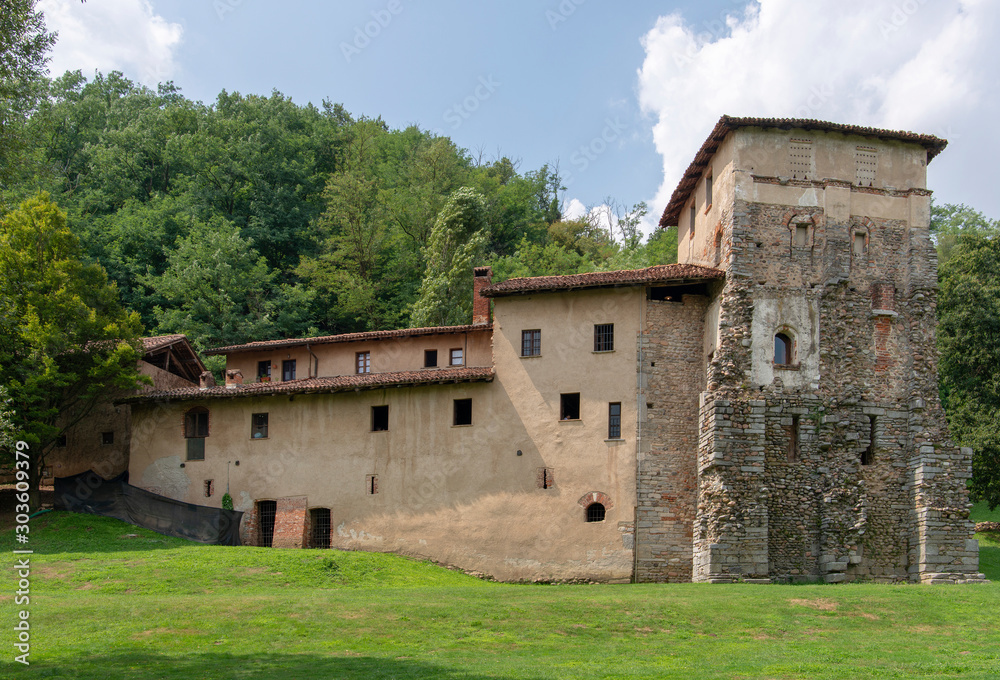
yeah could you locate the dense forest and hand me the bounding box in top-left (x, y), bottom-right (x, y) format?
top-left (2, 70), bottom-right (676, 359)
top-left (1, 0), bottom-right (998, 509)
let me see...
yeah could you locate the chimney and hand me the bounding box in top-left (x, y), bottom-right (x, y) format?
top-left (199, 371), bottom-right (216, 389)
top-left (472, 266), bottom-right (493, 325)
top-left (225, 369), bottom-right (243, 388)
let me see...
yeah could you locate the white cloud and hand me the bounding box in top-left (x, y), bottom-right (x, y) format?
top-left (637, 0), bottom-right (1000, 222)
top-left (562, 197), bottom-right (587, 221)
top-left (39, 0), bottom-right (183, 86)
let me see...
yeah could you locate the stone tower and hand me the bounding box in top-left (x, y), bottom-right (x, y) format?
top-left (658, 117), bottom-right (983, 583)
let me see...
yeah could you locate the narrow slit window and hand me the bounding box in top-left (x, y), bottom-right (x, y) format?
top-left (521, 329), bottom-right (541, 356)
top-left (251, 413), bottom-right (268, 439)
top-left (774, 333), bottom-right (793, 365)
top-left (424, 349), bottom-right (438, 367)
top-left (366, 474), bottom-right (378, 495)
top-left (787, 415), bottom-right (800, 463)
top-left (371, 405), bottom-right (389, 432)
top-left (862, 415), bottom-right (876, 465)
top-left (204, 479), bottom-right (214, 497)
top-left (594, 324), bottom-right (614, 352)
top-left (608, 402), bottom-right (622, 439)
top-left (689, 204), bottom-right (696, 237)
top-left (539, 467), bottom-right (555, 490)
top-left (705, 172), bottom-right (713, 207)
top-left (560, 393), bottom-right (581, 420)
top-left (453, 398), bottom-right (472, 426)
top-left (586, 503), bottom-right (606, 523)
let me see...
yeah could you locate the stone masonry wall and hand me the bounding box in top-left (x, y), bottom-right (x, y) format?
top-left (693, 183), bottom-right (981, 583)
top-left (636, 293), bottom-right (708, 582)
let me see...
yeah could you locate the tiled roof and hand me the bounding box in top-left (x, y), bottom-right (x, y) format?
top-left (118, 366), bottom-right (495, 404)
top-left (659, 115), bottom-right (949, 228)
top-left (480, 264), bottom-right (724, 297)
top-left (204, 324), bottom-right (490, 355)
top-left (141, 334), bottom-right (189, 352)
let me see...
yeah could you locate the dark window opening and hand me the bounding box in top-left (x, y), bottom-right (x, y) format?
top-left (608, 402), bottom-right (622, 439)
top-left (204, 479), bottom-right (214, 497)
top-left (705, 172), bottom-right (713, 207)
top-left (774, 333), bottom-right (793, 365)
top-left (356, 351), bottom-right (371, 374)
top-left (594, 324), bottom-right (614, 352)
top-left (310, 508), bottom-right (331, 548)
top-left (186, 438), bottom-right (205, 461)
top-left (101, 431), bottom-right (114, 445)
top-left (649, 283), bottom-right (709, 302)
top-left (372, 405), bottom-right (389, 432)
top-left (453, 398), bottom-right (472, 426)
top-left (55, 434), bottom-right (67, 447)
top-left (539, 467), bottom-right (555, 489)
top-left (257, 360), bottom-right (271, 381)
top-left (251, 413), bottom-right (268, 439)
top-left (521, 329), bottom-right (541, 356)
top-left (282, 359), bottom-right (296, 381)
top-left (787, 415), bottom-right (800, 463)
top-left (586, 503), bottom-right (606, 523)
top-left (689, 204), bottom-right (696, 236)
top-left (450, 348), bottom-right (464, 366)
top-left (560, 393), bottom-right (581, 420)
top-left (862, 415), bottom-right (876, 466)
top-left (424, 349), bottom-right (438, 367)
top-left (366, 474), bottom-right (378, 495)
top-left (257, 500), bottom-right (276, 547)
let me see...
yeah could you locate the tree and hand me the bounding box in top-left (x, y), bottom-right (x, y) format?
top-left (930, 202), bottom-right (999, 265)
top-left (410, 187), bottom-right (488, 328)
top-left (937, 229), bottom-right (1000, 510)
top-left (0, 193), bottom-right (145, 509)
top-left (143, 217), bottom-right (315, 351)
top-left (0, 0), bottom-right (55, 189)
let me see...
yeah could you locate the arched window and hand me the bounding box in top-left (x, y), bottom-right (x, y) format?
top-left (774, 332), bottom-right (793, 365)
top-left (586, 503), bottom-right (606, 523)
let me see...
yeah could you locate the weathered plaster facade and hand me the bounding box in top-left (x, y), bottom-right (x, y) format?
top-left (120, 117), bottom-right (982, 584)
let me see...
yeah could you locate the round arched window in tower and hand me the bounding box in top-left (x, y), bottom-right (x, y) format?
top-left (586, 503), bottom-right (606, 523)
top-left (774, 332), bottom-right (794, 365)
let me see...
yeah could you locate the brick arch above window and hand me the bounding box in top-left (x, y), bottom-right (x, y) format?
top-left (577, 490), bottom-right (613, 509)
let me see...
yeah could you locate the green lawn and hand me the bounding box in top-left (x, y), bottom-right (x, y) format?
top-left (2, 513), bottom-right (998, 680)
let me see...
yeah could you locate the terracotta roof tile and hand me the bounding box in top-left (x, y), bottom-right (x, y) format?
top-left (204, 324), bottom-right (490, 355)
top-left (659, 115), bottom-right (948, 228)
top-left (480, 264), bottom-right (724, 297)
top-left (119, 366), bottom-right (495, 404)
top-left (141, 334), bottom-right (189, 352)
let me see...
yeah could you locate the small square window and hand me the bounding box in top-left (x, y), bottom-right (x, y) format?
top-left (450, 348), bottom-right (463, 366)
top-left (453, 398), bottom-right (472, 426)
top-left (608, 402), bottom-right (622, 439)
top-left (560, 393), bottom-right (580, 421)
top-left (101, 431), bottom-right (114, 445)
top-left (372, 405), bottom-right (389, 432)
top-left (594, 324), bottom-right (614, 352)
top-left (251, 413), bottom-right (269, 439)
top-left (282, 359), bottom-right (296, 381)
top-left (55, 434), bottom-right (67, 447)
top-left (521, 330), bottom-right (541, 357)
top-left (257, 360), bottom-right (271, 381)
top-left (356, 351), bottom-right (371, 374)
top-left (424, 349), bottom-right (438, 367)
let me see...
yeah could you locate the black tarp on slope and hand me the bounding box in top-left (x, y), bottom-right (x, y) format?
top-left (54, 471), bottom-right (242, 546)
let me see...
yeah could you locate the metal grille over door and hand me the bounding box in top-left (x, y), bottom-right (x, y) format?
top-left (257, 500), bottom-right (276, 547)
top-left (310, 508), bottom-right (331, 548)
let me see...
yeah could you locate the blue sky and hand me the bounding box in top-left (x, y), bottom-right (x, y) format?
top-left (39, 0), bottom-right (1000, 231)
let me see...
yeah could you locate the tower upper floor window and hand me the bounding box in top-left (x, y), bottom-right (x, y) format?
top-left (774, 332), bottom-right (794, 365)
top-left (856, 146), bottom-right (877, 186)
top-left (356, 351), bottom-right (371, 374)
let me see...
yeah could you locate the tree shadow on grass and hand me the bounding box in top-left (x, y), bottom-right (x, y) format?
top-left (0, 511), bottom-right (205, 555)
top-left (0, 652), bottom-right (542, 680)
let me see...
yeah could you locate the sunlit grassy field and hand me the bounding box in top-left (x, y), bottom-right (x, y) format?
top-left (1, 512), bottom-right (998, 679)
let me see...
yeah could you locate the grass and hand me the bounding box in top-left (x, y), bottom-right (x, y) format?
top-left (2, 513), bottom-right (999, 680)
